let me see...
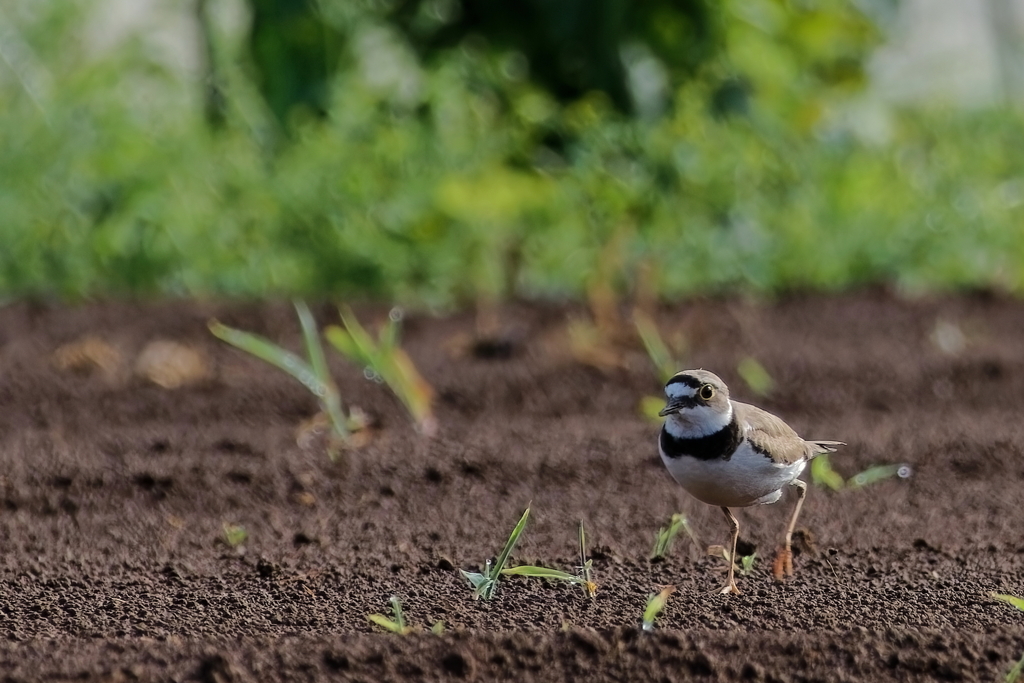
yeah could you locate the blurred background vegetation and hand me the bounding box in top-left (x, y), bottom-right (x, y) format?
top-left (2, 0), bottom-right (1024, 305)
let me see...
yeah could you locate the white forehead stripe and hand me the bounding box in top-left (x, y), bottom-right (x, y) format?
top-left (665, 384), bottom-right (696, 398)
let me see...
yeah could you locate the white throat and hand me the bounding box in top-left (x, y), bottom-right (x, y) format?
top-left (664, 401), bottom-right (733, 439)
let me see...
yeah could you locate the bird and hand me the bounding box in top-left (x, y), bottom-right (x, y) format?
top-left (657, 369), bottom-right (843, 594)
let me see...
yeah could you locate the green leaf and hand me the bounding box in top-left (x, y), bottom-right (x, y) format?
top-left (635, 311), bottom-right (677, 381)
top-left (388, 595), bottom-right (406, 631)
top-left (325, 308), bottom-right (436, 434)
top-left (323, 325), bottom-right (360, 361)
top-left (222, 523), bottom-right (247, 548)
top-left (1007, 652), bottom-right (1024, 683)
top-left (639, 395), bottom-right (667, 423)
top-left (992, 593), bottom-right (1024, 612)
top-left (651, 513), bottom-right (693, 559)
top-left (460, 569), bottom-right (492, 599)
top-left (430, 621), bottom-right (445, 635)
top-left (484, 506), bottom-right (531, 599)
top-left (295, 301), bottom-right (329, 390)
top-left (737, 356), bottom-right (773, 397)
top-left (337, 306), bottom-right (384, 370)
top-left (367, 614), bottom-right (405, 634)
top-left (501, 566), bottom-right (585, 583)
top-left (209, 320), bottom-right (329, 397)
top-left (294, 300), bottom-right (348, 441)
top-left (578, 520), bottom-right (596, 598)
top-left (811, 455), bottom-right (845, 491)
top-left (642, 585), bottom-right (675, 631)
top-left (847, 463), bottom-right (910, 488)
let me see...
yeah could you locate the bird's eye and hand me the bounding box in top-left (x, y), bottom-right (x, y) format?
top-left (699, 384), bottom-right (715, 400)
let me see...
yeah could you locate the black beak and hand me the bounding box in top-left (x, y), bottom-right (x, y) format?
top-left (658, 399), bottom-right (685, 417)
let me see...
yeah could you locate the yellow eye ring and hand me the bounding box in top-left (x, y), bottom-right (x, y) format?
top-left (699, 384), bottom-right (715, 400)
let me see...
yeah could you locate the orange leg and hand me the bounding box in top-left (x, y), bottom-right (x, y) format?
top-left (774, 479), bottom-right (807, 578)
top-left (719, 506), bottom-right (741, 595)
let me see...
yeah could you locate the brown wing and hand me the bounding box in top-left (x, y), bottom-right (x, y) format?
top-left (733, 401), bottom-right (844, 465)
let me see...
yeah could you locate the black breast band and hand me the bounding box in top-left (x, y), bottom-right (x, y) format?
top-left (660, 415), bottom-right (741, 461)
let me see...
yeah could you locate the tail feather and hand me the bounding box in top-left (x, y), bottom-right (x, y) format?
top-left (810, 440), bottom-right (844, 455)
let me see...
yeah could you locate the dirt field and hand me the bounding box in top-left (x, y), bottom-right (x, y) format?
top-left (0, 292), bottom-right (1022, 682)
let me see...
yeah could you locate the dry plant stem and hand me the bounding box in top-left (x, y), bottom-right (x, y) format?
top-left (721, 507), bottom-right (741, 595)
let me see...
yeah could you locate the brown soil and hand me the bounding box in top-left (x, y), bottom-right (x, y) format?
top-left (0, 292), bottom-right (1022, 682)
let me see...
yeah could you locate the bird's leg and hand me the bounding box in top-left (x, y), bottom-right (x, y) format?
top-left (719, 506), bottom-right (741, 595)
top-left (775, 478), bottom-right (807, 578)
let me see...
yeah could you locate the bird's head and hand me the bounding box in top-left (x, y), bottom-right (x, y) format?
top-left (659, 369), bottom-right (733, 436)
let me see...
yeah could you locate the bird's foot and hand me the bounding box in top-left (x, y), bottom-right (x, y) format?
top-left (772, 547), bottom-right (794, 581)
top-left (718, 582), bottom-right (741, 595)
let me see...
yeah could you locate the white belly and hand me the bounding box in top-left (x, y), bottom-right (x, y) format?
top-left (660, 439), bottom-right (806, 508)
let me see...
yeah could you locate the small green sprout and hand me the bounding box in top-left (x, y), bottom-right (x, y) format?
top-left (367, 596), bottom-right (445, 635)
top-left (325, 306), bottom-right (437, 437)
top-left (464, 509), bottom-right (589, 595)
top-left (737, 357), bottom-right (773, 397)
top-left (636, 311), bottom-right (690, 423)
top-left (642, 585), bottom-right (675, 631)
top-left (991, 594), bottom-right (1024, 682)
top-left (501, 565), bottom-right (588, 585)
top-left (811, 455), bottom-right (846, 491)
top-left (651, 513), bottom-right (697, 560)
top-left (993, 594), bottom-right (1024, 612)
top-left (847, 463), bottom-right (914, 489)
top-left (368, 595), bottom-right (410, 634)
top-left (812, 457), bottom-right (913, 491)
top-left (222, 523), bottom-right (248, 548)
top-left (578, 521), bottom-right (597, 598)
top-left (634, 311), bottom-right (678, 382)
top-left (460, 506), bottom-right (531, 600)
top-left (635, 311), bottom-right (683, 423)
top-left (739, 551), bottom-right (757, 576)
top-left (209, 301), bottom-right (357, 459)
top-left (707, 544), bottom-right (756, 575)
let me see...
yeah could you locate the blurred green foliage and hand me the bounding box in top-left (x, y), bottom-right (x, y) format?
top-left (1, 0), bottom-right (1023, 303)
top-left (373, 0), bottom-right (718, 114)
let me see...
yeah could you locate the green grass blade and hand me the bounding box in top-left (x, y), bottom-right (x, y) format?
top-left (651, 513), bottom-right (687, 559)
top-left (367, 614), bottom-right (404, 634)
top-left (578, 520), bottom-right (596, 598)
top-left (324, 325), bottom-right (361, 361)
top-left (295, 301), bottom-right (330, 388)
top-left (209, 320), bottom-right (324, 396)
top-left (737, 356), bottom-right (773, 396)
top-left (501, 566), bottom-right (585, 583)
top-left (483, 506), bottom-right (531, 599)
top-left (389, 595), bottom-right (406, 631)
top-left (992, 593), bottom-right (1024, 612)
top-left (460, 569), bottom-right (492, 599)
top-left (222, 523), bottom-right (247, 548)
top-left (642, 585), bottom-right (675, 631)
top-left (848, 463), bottom-right (910, 488)
top-left (811, 455), bottom-right (845, 491)
top-left (1007, 652), bottom-right (1024, 683)
top-left (338, 306), bottom-right (384, 371)
top-left (493, 507), bottom-right (531, 579)
top-left (634, 311), bottom-right (676, 381)
top-left (294, 301), bottom-right (349, 442)
top-left (380, 308), bottom-right (402, 351)
top-left (740, 552), bottom-right (757, 576)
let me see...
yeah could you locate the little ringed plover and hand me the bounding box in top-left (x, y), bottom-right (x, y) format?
top-left (658, 369), bottom-right (843, 594)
